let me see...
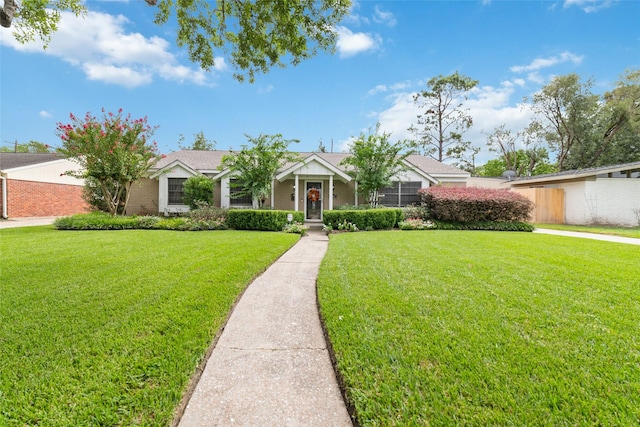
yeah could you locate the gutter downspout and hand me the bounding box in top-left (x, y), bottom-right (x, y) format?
top-left (0, 174), bottom-right (7, 219)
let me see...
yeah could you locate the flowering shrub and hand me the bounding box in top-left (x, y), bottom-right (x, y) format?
top-left (336, 220), bottom-right (358, 232)
top-left (399, 218), bottom-right (436, 230)
top-left (282, 221), bottom-right (308, 235)
top-left (420, 187), bottom-right (534, 223)
top-left (56, 109), bottom-right (162, 215)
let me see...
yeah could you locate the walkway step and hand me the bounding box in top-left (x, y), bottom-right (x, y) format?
top-left (177, 231), bottom-right (353, 426)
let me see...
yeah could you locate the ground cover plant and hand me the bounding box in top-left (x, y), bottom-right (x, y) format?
top-left (535, 222), bottom-right (640, 239)
top-left (318, 231), bottom-right (640, 426)
top-left (0, 227), bottom-right (298, 426)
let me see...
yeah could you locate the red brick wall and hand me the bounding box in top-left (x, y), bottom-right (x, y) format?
top-left (6, 179), bottom-right (90, 217)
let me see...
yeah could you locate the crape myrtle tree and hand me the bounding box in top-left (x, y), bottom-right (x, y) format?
top-left (221, 134), bottom-right (300, 208)
top-left (56, 109), bottom-right (163, 215)
top-left (2, 0), bottom-right (351, 82)
top-left (340, 124), bottom-right (412, 208)
top-left (410, 72), bottom-right (479, 164)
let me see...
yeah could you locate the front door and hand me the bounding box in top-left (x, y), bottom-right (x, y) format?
top-left (306, 181), bottom-right (322, 220)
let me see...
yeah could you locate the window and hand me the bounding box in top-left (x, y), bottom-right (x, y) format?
top-left (379, 181), bottom-right (422, 207)
top-left (229, 179), bottom-right (253, 206)
top-left (168, 178), bottom-right (186, 205)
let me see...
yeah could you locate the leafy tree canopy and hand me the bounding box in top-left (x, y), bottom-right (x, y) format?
top-left (56, 109), bottom-right (162, 215)
top-left (340, 124), bottom-right (413, 208)
top-left (178, 131), bottom-right (216, 151)
top-left (3, 0), bottom-right (351, 82)
top-left (221, 133), bottom-right (300, 207)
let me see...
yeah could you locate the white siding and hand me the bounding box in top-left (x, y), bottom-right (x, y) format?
top-left (564, 178), bottom-right (640, 226)
top-left (7, 159), bottom-right (85, 186)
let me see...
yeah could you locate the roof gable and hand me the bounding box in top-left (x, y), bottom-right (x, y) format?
top-left (276, 154), bottom-right (351, 182)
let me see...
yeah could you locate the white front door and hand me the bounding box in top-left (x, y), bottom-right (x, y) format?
top-left (305, 181), bottom-right (322, 220)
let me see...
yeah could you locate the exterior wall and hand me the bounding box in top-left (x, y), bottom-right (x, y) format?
top-left (273, 180), bottom-right (294, 210)
top-left (467, 177), bottom-right (509, 189)
top-left (7, 159), bottom-right (84, 186)
top-left (332, 181), bottom-right (354, 207)
top-left (578, 178), bottom-right (640, 226)
top-left (6, 179), bottom-right (90, 217)
top-left (126, 178), bottom-right (160, 215)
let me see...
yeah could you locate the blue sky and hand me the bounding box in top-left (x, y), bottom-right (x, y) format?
top-left (1, 0), bottom-right (638, 165)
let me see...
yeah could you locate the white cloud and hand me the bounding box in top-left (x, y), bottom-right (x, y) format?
top-left (39, 111), bottom-right (53, 118)
top-left (335, 26), bottom-right (381, 58)
top-left (510, 51), bottom-right (584, 73)
top-left (0, 10), bottom-right (210, 87)
top-left (343, 1), bottom-right (369, 26)
top-left (563, 0), bottom-right (615, 13)
top-left (374, 82), bottom-right (536, 164)
top-left (258, 84), bottom-right (274, 94)
top-left (373, 6), bottom-right (397, 27)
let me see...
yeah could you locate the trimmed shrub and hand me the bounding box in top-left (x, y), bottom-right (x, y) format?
top-left (402, 205), bottom-right (428, 221)
top-left (226, 209), bottom-right (304, 231)
top-left (54, 212), bottom-right (226, 231)
top-left (431, 220), bottom-right (535, 232)
top-left (322, 209), bottom-right (397, 230)
top-left (182, 176), bottom-right (214, 209)
top-left (420, 187), bottom-right (534, 223)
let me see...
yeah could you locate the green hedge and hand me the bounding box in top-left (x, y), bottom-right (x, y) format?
top-left (432, 221), bottom-right (535, 232)
top-left (322, 209), bottom-right (401, 230)
top-left (225, 209), bottom-right (304, 231)
top-left (54, 212), bottom-right (227, 231)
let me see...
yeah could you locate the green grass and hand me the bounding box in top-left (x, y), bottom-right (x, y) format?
top-left (535, 222), bottom-right (640, 239)
top-left (318, 231), bottom-right (640, 426)
top-left (0, 226), bottom-right (298, 426)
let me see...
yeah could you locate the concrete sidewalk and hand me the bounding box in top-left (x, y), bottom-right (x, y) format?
top-left (177, 230), bottom-right (353, 427)
top-left (0, 217), bottom-right (58, 228)
top-left (534, 228), bottom-right (640, 245)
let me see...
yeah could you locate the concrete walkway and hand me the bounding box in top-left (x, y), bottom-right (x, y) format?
top-left (176, 230), bottom-right (353, 427)
top-left (0, 216), bottom-right (58, 228)
top-left (534, 228), bottom-right (640, 245)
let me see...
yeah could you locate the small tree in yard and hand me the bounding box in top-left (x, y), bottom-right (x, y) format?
top-left (221, 134), bottom-right (300, 208)
top-left (340, 124), bottom-right (412, 208)
top-left (57, 109), bottom-right (162, 215)
top-left (182, 175), bottom-right (214, 209)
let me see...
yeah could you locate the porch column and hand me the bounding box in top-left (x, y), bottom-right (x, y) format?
top-left (329, 175), bottom-right (334, 210)
top-left (294, 174), bottom-right (299, 211)
top-left (354, 181), bottom-right (358, 206)
top-left (271, 179), bottom-right (275, 209)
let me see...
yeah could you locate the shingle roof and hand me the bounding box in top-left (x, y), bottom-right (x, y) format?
top-left (0, 153), bottom-right (61, 171)
top-left (511, 161), bottom-right (640, 185)
top-left (151, 150), bottom-right (469, 176)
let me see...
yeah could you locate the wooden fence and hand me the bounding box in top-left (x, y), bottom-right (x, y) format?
top-left (512, 188), bottom-right (564, 223)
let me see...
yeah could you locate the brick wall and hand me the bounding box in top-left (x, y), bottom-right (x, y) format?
top-left (7, 179), bottom-right (90, 217)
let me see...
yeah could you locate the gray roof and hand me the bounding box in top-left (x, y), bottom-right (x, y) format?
top-left (0, 153), bottom-right (61, 171)
top-left (511, 161), bottom-right (640, 185)
top-left (151, 150), bottom-right (469, 177)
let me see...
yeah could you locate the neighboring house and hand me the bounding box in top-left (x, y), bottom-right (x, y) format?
top-left (126, 150), bottom-right (470, 221)
top-left (508, 162), bottom-right (640, 226)
top-left (0, 153), bottom-right (89, 218)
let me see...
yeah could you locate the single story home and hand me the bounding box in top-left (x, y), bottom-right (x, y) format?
top-left (508, 161), bottom-right (640, 226)
top-left (0, 153), bottom-right (89, 218)
top-left (126, 150), bottom-right (470, 221)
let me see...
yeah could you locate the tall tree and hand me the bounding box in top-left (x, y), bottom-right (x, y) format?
top-left (221, 134), bottom-right (299, 208)
top-left (340, 124), bottom-right (412, 208)
top-left (410, 71), bottom-right (479, 163)
top-left (566, 68), bottom-right (640, 168)
top-left (2, 0), bottom-right (350, 82)
top-left (178, 131), bottom-right (216, 151)
top-left (56, 109), bottom-right (162, 215)
top-left (529, 73), bottom-right (599, 171)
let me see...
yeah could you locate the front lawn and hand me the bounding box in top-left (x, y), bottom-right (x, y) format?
top-left (318, 231), bottom-right (640, 426)
top-left (535, 222), bottom-right (640, 239)
top-left (0, 227), bottom-right (298, 426)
